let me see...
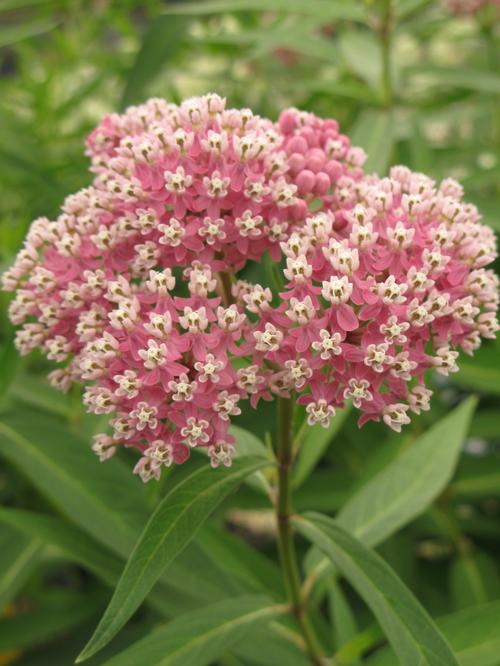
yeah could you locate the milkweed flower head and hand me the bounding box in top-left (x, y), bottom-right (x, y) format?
top-left (1, 94), bottom-right (362, 481)
top-left (3, 94), bottom-right (498, 481)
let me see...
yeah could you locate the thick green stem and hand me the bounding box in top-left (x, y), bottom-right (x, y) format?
top-left (379, 0), bottom-right (394, 107)
top-left (276, 397), bottom-right (325, 666)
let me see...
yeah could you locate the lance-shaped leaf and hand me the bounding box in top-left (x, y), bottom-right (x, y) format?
top-left (306, 397), bottom-right (477, 581)
top-left (295, 514), bottom-right (459, 666)
top-left (0, 525), bottom-right (42, 611)
top-left (103, 595), bottom-right (284, 666)
top-left (0, 411), bottom-right (149, 557)
top-left (367, 600), bottom-right (500, 666)
top-left (337, 396), bottom-right (477, 546)
top-left (77, 456), bottom-right (268, 662)
top-left (0, 508), bottom-right (123, 588)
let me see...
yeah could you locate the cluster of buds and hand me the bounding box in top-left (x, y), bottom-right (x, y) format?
top-left (3, 94), bottom-right (498, 481)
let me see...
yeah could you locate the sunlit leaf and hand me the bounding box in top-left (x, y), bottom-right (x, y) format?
top-left (77, 456), bottom-right (268, 662)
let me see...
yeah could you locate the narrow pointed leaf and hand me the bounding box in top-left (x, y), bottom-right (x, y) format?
top-left (337, 396), bottom-right (477, 546)
top-left (0, 412), bottom-right (149, 557)
top-left (0, 508), bottom-right (124, 587)
top-left (0, 526), bottom-right (42, 611)
top-left (103, 595), bottom-right (283, 666)
top-left (77, 456), bottom-right (268, 662)
top-left (295, 514), bottom-right (459, 666)
top-left (307, 397), bottom-right (477, 582)
top-left (367, 601), bottom-right (500, 666)
top-left (162, 0), bottom-right (367, 21)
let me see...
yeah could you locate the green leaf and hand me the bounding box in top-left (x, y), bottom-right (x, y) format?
top-left (162, 0), bottom-right (367, 21)
top-left (0, 411), bottom-right (149, 557)
top-left (350, 110), bottom-right (395, 175)
top-left (367, 601), bottom-right (500, 666)
top-left (0, 415), bottom-right (260, 615)
top-left (230, 424), bottom-right (273, 495)
top-left (0, 526), bottom-right (42, 611)
top-left (294, 404), bottom-right (351, 488)
top-left (7, 373), bottom-right (72, 419)
top-left (329, 578), bottom-right (359, 659)
top-left (295, 514), bottom-right (459, 666)
top-left (469, 410), bottom-right (499, 440)
top-left (336, 397), bottom-right (477, 547)
top-left (305, 398), bottom-right (476, 597)
top-left (338, 29), bottom-right (382, 91)
top-left (196, 523), bottom-right (285, 598)
top-left (0, 508), bottom-right (124, 589)
top-left (449, 550), bottom-right (500, 610)
top-left (77, 456), bottom-right (268, 662)
top-left (407, 66), bottom-right (500, 94)
top-left (451, 457), bottom-right (500, 499)
top-left (121, 15), bottom-right (190, 109)
top-left (0, 18), bottom-right (59, 48)
top-left (102, 595), bottom-right (283, 666)
top-left (450, 363), bottom-right (500, 396)
top-left (0, 593), bottom-right (104, 652)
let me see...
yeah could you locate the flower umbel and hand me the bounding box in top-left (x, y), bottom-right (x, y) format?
top-left (3, 94), bottom-right (498, 480)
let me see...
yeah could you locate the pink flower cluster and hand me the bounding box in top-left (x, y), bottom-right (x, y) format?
top-left (249, 167), bottom-right (498, 433)
top-left (3, 94), bottom-right (498, 482)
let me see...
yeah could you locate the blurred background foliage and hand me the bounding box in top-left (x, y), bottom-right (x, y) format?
top-left (0, 0), bottom-right (499, 664)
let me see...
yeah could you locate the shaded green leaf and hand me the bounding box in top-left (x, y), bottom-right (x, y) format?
top-left (338, 29), bottom-right (382, 91)
top-left (451, 457), bottom-right (500, 499)
top-left (329, 578), bottom-right (360, 659)
top-left (0, 508), bottom-right (123, 588)
top-left (294, 404), bottom-right (351, 488)
top-left (449, 550), bottom-right (500, 610)
top-left (0, 593), bottom-right (104, 652)
top-left (367, 601), bottom-right (500, 666)
top-left (350, 110), bottom-right (395, 175)
top-left (196, 523), bottom-right (285, 598)
top-left (295, 514), bottom-right (459, 666)
top-left (162, 0), bottom-right (367, 21)
top-left (0, 18), bottom-right (59, 48)
top-left (0, 411), bottom-right (149, 557)
top-left (103, 595), bottom-right (283, 666)
top-left (121, 16), bottom-right (190, 109)
top-left (408, 66), bottom-right (500, 94)
top-left (230, 424), bottom-right (273, 494)
top-left (0, 526), bottom-right (42, 611)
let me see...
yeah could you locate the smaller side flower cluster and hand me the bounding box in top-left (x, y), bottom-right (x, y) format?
top-left (241, 166), bottom-right (498, 432)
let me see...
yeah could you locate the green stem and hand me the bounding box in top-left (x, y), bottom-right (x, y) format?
top-left (379, 0), bottom-right (394, 107)
top-left (276, 397), bottom-right (325, 666)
